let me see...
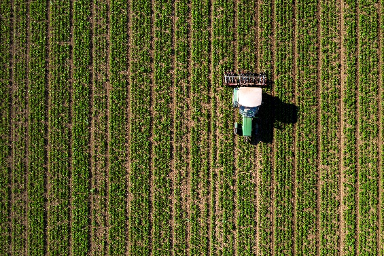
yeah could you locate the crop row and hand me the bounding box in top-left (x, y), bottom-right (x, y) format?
top-left (295, 0), bottom-right (318, 255)
top-left (341, 0), bottom-right (358, 254)
top-left (72, 0), bottom-right (91, 255)
top-left (274, 0), bottom-right (295, 254)
top-left (47, 0), bottom-right (72, 254)
top-left (108, 0), bottom-right (128, 255)
top-left (28, 0), bottom-right (48, 255)
top-left (0, 0), bottom-right (12, 254)
top-left (129, 0), bottom-right (152, 254)
top-left (378, 0), bottom-right (385, 255)
top-left (211, 0), bottom-right (235, 254)
top-left (235, 0), bottom-right (256, 255)
top-left (357, 0), bottom-right (380, 254)
top-left (257, 0), bottom-right (273, 254)
top-left (173, 0), bottom-right (189, 254)
top-left (91, 0), bottom-right (109, 254)
top-left (152, 0), bottom-right (173, 254)
top-left (319, 0), bottom-right (340, 254)
top-left (189, 0), bottom-right (211, 255)
top-left (11, 0), bottom-right (28, 254)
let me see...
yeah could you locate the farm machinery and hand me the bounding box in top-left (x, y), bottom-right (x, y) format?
top-left (223, 71), bottom-right (267, 142)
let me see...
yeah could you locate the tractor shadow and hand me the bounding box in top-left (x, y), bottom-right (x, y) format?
top-left (251, 93), bottom-right (298, 145)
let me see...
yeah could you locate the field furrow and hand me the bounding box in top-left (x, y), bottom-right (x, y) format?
top-left (235, 1), bottom-right (256, 255)
top-left (341, 0), bottom-right (358, 254)
top-left (152, 0), bottom-right (174, 254)
top-left (71, 0), bottom-right (92, 254)
top-left (274, 0), bottom-right (295, 254)
top-left (173, 0), bottom-right (190, 254)
top-left (0, 0), bottom-right (12, 254)
top-left (108, 0), bottom-right (128, 254)
top-left (319, 0), bottom-right (341, 254)
top-left (27, 0), bottom-right (48, 254)
top-left (11, 0), bottom-right (29, 254)
top-left (129, 0), bottom-right (152, 254)
top-left (211, 0), bottom-right (235, 254)
top-left (90, 0), bottom-right (109, 254)
top-left (47, 0), bottom-right (72, 254)
top-left (357, 0), bottom-right (380, 254)
top-left (379, 1), bottom-right (384, 255)
top-left (257, 0), bottom-right (274, 254)
top-left (295, 0), bottom-right (319, 255)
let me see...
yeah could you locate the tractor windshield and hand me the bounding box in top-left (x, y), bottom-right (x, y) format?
top-left (239, 106), bottom-right (259, 117)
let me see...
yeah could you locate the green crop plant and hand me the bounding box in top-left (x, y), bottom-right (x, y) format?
top-left (0, 0), bottom-right (12, 254)
top-left (28, 0), bottom-right (48, 255)
top-left (47, 0), bottom-right (72, 254)
top-left (108, 0), bottom-right (128, 255)
top-left (357, 0), bottom-right (380, 254)
top-left (342, 0), bottom-right (358, 254)
top-left (319, 0), bottom-right (341, 254)
top-left (173, 0), bottom-right (190, 254)
top-left (72, 0), bottom-right (91, 255)
top-left (91, 0), bottom-right (109, 254)
top-left (129, 0), bottom-right (152, 255)
top-left (274, 0), bottom-right (295, 254)
top-left (11, 0), bottom-right (29, 254)
top-left (257, 1), bottom-right (274, 255)
top-left (152, 0), bottom-right (173, 254)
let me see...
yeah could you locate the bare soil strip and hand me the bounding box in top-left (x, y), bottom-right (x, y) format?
top-left (377, 1), bottom-right (384, 254)
top-left (90, 1), bottom-right (110, 254)
top-left (126, 2), bottom-right (132, 254)
top-left (316, 1), bottom-right (321, 254)
top-left (339, 0), bottom-right (346, 253)
top-left (292, 0), bottom-right (297, 254)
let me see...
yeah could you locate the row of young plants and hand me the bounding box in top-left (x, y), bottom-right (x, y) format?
top-left (109, 0), bottom-right (128, 255)
top-left (11, 0), bottom-right (28, 254)
top-left (47, 0), bottom-right (72, 254)
top-left (357, 0), bottom-right (380, 254)
top-left (211, 0), bottom-right (235, 254)
top-left (235, 0), bottom-right (256, 255)
top-left (129, 0), bottom-right (152, 254)
top-left (71, 0), bottom-right (91, 255)
top-left (190, 0), bottom-right (211, 254)
top-left (27, 0), bottom-right (48, 255)
top-left (257, 0), bottom-right (274, 254)
top-left (341, 0), bottom-right (358, 254)
top-left (152, 0), bottom-right (173, 254)
top-left (319, 0), bottom-right (340, 254)
top-left (193, 0), bottom-right (212, 253)
top-left (0, 0), bottom-right (12, 254)
top-left (295, 0), bottom-right (318, 255)
top-left (274, 0), bottom-right (295, 254)
top-left (91, 0), bottom-right (109, 254)
top-left (173, 0), bottom-right (189, 254)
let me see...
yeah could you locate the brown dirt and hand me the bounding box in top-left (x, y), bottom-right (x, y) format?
top-left (125, 1), bottom-right (132, 254)
top-left (339, 0), bottom-right (346, 253)
top-left (376, 2), bottom-right (384, 255)
top-left (315, 1), bottom-right (321, 255)
top-left (292, 2), bottom-right (298, 255)
top-left (89, 1), bottom-right (111, 254)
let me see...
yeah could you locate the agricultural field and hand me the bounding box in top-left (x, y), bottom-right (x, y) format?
top-left (0, 0), bottom-right (383, 255)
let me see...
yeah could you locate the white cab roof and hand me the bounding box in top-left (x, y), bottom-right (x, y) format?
top-left (238, 87), bottom-right (262, 107)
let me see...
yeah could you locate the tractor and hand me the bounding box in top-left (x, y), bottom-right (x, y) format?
top-left (223, 71), bottom-right (267, 142)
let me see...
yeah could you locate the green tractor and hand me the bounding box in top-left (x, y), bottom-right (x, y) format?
top-left (224, 71), bottom-right (267, 142)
